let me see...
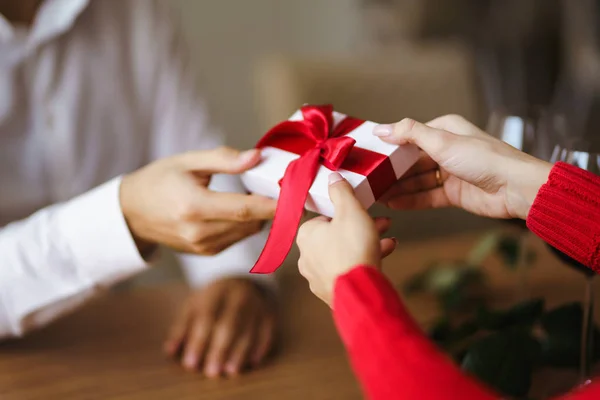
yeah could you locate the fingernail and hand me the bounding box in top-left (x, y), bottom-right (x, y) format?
top-left (225, 363), bottom-right (238, 375)
top-left (373, 124), bottom-right (393, 137)
top-left (239, 149), bottom-right (258, 164)
top-left (205, 363), bottom-right (220, 378)
top-left (184, 353), bottom-right (197, 369)
top-left (391, 237), bottom-right (398, 245)
top-left (328, 172), bottom-right (344, 185)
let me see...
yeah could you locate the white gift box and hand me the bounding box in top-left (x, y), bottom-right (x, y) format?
top-left (241, 108), bottom-right (420, 217)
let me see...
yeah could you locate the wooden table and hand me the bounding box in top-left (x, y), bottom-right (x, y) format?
top-left (1, 233), bottom-right (598, 399)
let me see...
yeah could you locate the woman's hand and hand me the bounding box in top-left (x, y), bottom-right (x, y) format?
top-left (296, 173), bottom-right (397, 306)
top-left (373, 115), bottom-right (553, 220)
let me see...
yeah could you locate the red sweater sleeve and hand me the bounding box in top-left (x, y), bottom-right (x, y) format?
top-left (333, 265), bottom-right (600, 400)
top-left (527, 162), bottom-right (600, 272)
top-left (333, 266), bottom-right (497, 400)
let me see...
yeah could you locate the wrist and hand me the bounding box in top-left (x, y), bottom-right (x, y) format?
top-left (508, 158), bottom-right (553, 220)
top-left (119, 174), bottom-right (156, 259)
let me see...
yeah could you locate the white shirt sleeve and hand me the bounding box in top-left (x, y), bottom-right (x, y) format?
top-left (134, 1), bottom-right (275, 291)
top-left (0, 177), bottom-right (148, 339)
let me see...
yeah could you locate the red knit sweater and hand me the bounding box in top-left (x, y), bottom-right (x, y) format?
top-left (332, 162), bottom-right (600, 399)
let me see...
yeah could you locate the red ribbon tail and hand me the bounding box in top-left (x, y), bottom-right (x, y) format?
top-left (250, 148), bottom-right (321, 274)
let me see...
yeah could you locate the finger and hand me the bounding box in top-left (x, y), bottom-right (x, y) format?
top-left (296, 216), bottom-right (330, 247)
top-left (402, 152), bottom-right (439, 178)
top-left (177, 147), bottom-right (262, 174)
top-left (191, 220), bottom-right (264, 255)
top-left (181, 317), bottom-right (213, 370)
top-left (374, 119), bottom-right (457, 162)
top-left (203, 300), bottom-right (244, 378)
top-left (327, 173), bottom-right (364, 217)
top-left (386, 187), bottom-right (450, 210)
top-left (164, 305), bottom-right (191, 357)
top-left (203, 325), bottom-right (236, 378)
top-left (251, 316), bottom-right (275, 366)
top-left (426, 114), bottom-right (484, 137)
top-left (373, 217), bottom-right (392, 235)
top-left (224, 330), bottom-right (255, 376)
top-left (380, 238), bottom-right (397, 258)
top-left (200, 191), bottom-right (277, 221)
top-left (385, 169), bottom-right (446, 196)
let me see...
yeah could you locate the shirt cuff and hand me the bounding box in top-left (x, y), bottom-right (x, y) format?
top-left (53, 176), bottom-right (149, 287)
top-left (178, 226), bottom-right (278, 295)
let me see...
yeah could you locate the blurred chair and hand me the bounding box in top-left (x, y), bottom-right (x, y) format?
top-left (253, 42), bottom-right (497, 242)
top-left (254, 42), bottom-right (485, 132)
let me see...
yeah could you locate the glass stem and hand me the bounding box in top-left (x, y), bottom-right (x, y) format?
top-left (580, 277), bottom-right (595, 384)
top-left (516, 230), bottom-right (530, 301)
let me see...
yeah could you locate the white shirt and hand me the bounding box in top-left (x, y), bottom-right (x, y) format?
top-left (0, 0), bottom-right (272, 339)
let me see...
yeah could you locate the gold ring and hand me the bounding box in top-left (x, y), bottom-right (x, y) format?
top-left (435, 168), bottom-right (443, 187)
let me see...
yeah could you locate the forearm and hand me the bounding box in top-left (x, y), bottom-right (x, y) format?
top-left (526, 162), bottom-right (600, 272)
top-left (0, 178), bottom-right (148, 338)
top-left (333, 266), bottom-right (497, 400)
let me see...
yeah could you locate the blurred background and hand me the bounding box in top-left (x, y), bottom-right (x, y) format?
top-left (138, 0), bottom-right (600, 283)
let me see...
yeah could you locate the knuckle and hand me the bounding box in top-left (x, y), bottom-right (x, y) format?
top-left (214, 146), bottom-right (237, 159)
top-left (237, 287), bottom-right (253, 303)
top-left (296, 225), bottom-right (310, 246)
top-left (234, 204), bottom-right (253, 221)
top-left (396, 117), bottom-right (417, 133)
top-left (297, 258), bottom-right (312, 278)
top-left (174, 200), bottom-right (198, 222)
top-left (443, 113), bottom-right (466, 123)
top-left (179, 225), bottom-right (204, 244)
top-left (297, 259), bottom-right (307, 276)
top-left (193, 243), bottom-right (219, 256)
top-left (214, 324), bottom-right (234, 340)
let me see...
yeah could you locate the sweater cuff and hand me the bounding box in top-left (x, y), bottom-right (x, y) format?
top-left (333, 265), bottom-right (420, 346)
top-left (527, 162), bottom-right (600, 272)
top-left (54, 177), bottom-right (149, 287)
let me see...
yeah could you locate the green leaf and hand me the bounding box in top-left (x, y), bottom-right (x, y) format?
top-left (540, 303), bottom-right (582, 334)
top-left (497, 235), bottom-right (521, 269)
top-left (506, 298), bottom-right (545, 326)
top-left (476, 299), bottom-right (545, 331)
top-left (526, 249), bottom-right (537, 266)
top-left (461, 330), bottom-right (541, 398)
top-left (540, 331), bottom-right (581, 368)
top-left (467, 232), bottom-right (500, 265)
top-left (429, 318), bottom-right (479, 347)
top-left (429, 318), bottom-right (453, 343)
top-left (476, 307), bottom-right (508, 330)
top-left (538, 302), bottom-right (600, 368)
top-left (403, 269), bottom-right (431, 294)
top-left (428, 265), bottom-right (464, 292)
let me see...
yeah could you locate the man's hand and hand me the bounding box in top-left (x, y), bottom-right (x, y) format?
top-left (164, 278), bottom-right (277, 378)
top-left (120, 147), bottom-right (276, 256)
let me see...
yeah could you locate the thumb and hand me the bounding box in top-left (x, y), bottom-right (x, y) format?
top-left (373, 118), bottom-right (458, 162)
top-left (328, 173), bottom-right (364, 217)
top-left (175, 147), bottom-right (261, 174)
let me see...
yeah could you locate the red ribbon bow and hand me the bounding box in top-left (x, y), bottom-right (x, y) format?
top-left (250, 105), bottom-right (394, 274)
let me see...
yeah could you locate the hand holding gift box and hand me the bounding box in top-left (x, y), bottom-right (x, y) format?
top-left (242, 105), bottom-right (420, 274)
